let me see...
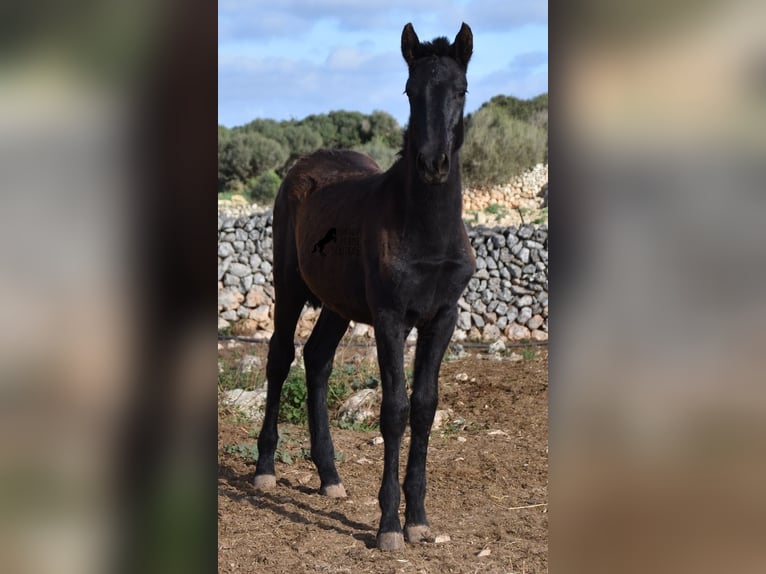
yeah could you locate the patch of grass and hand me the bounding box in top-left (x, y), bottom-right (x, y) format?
top-left (484, 203), bottom-right (509, 220)
top-left (217, 348), bottom-right (265, 392)
top-left (533, 207), bottom-right (548, 225)
top-left (522, 347), bottom-right (536, 360)
top-left (336, 419), bottom-right (380, 432)
top-left (279, 368), bottom-right (308, 424)
top-left (223, 442), bottom-right (259, 461)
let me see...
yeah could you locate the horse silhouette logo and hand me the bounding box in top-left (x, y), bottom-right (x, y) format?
top-left (312, 227), bottom-right (337, 256)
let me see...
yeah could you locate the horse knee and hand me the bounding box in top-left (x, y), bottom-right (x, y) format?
top-left (381, 394), bottom-right (410, 435)
top-left (266, 337), bottom-right (295, 382)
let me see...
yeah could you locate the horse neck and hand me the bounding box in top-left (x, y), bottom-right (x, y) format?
top-left (402, 151), bottom-right (464, 236)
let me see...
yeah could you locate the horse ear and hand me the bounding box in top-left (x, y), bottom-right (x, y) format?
top-left (452, 22), bottom-right (473, 68)
top-left (401, 23), bottom-right (420, 66)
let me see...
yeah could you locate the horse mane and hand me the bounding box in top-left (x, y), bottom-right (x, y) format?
top-left (411, 37), bottom-right (453, 61)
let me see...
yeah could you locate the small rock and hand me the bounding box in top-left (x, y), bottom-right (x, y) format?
top-left (221, 388), bottom-right (267, 421)
top-left (432, 409), bottom-right (454, 430)
top-left (455, 372), bottom-right (469, 382)
top-left (456, 436), bottom-right (467, 443)
top-left (434, 534), bottom-right (451, 544)
top-left (509, 352), bottom-right (524, 362)
top-left (488, 340), bottom-right (506, 354)
top-left (476, 547), bottom-right (491, 557)
top-left (338, 389), bottom-right (380, 426)
top-left (370, 436), bottom-right (384, 446)
top-left (527, 314), bottom-right (544, 330)
top-left (228, 262), bottom-right (251, 278)
top-left (240, 354), bottom-right (262, 373)
top-left (250, 304), bottom-right (270, 324)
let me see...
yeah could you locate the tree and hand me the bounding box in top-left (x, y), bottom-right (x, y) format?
top-left (367, 110), bottom-right (402, 149)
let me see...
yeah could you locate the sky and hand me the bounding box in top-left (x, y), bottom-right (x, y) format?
top-left (218, 0), bottom-right (548, 128)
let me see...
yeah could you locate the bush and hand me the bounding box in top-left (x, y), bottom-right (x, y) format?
top-left (352, 137), bottom-right (399, 171)
top-left (462, 104), bottom-right (547, 187)
top-left (279, 369), bottom-right (307, 425)
top-left (246, 170), bottom-right (282, 205)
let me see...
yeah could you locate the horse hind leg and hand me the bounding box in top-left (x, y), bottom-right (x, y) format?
top-left (303, 308), bottom-right (350, 496)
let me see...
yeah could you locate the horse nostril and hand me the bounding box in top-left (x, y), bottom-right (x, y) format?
top-left (416, 153), bottom-right (427, 172)
top-left (437, 153), bottom-right (449, 172)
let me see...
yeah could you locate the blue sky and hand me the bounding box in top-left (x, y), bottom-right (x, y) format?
top-left (218, 0), bottom-right (548, 128)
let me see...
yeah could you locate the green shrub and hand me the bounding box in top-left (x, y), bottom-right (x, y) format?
top-left (247, 170), bottom-right (282, 205)
top-left (462, 104), bottom-right (547, 187)
top-left (279, 369), bottom-right (307, 424)
top-left (352, 137), bottom-right (399, 171)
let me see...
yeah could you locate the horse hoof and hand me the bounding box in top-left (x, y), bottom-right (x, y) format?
top-left (320, 483), bottom-right (347, 498)
top-left (253, 474), bottom-right (276, 491)
top-left (404, 524), bottom-right (435, 544)
top-left (377, 531), bottom-right (405, 552)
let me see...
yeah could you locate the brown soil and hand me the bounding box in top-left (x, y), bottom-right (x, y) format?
top-left (219, 350), bottom-right (548, 573)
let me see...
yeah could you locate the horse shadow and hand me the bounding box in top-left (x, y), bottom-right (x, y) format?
top-left (218, 462), bottom-right (377, 548)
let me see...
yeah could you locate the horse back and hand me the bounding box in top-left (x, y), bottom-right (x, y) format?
top-left (282, 150), bottom-right (382, 207)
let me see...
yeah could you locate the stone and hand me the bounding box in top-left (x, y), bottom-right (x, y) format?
top-left (471, 313), bottom-right (485, 328)
top-left (249, 253), bottom-right (262, 268)
top-left (338, 389), bottom-right (380, 426)
top-left (488, 339), bottom-right (506, 354)
top-left (482, 324), bottom-right (502, 342)
top-left (531, 329), bottom-right (548, 341)
top-left (350, 323), bottom-right (369, 338)
top-left (245, 288), bottom-right (268, 308)
top-left (218, 317), bottom-right (230, 331)
top-left (253, 272), bottom-right (266, 285)
top-left (221, 310), bottom-right (238, 321)
top-left (518, 225), bottom-right (534, 239)
top-left (432, 409), bottom-right (454, 430)
top-left (223, 273), bottom-right (241, 287)
top-left (517, 294), bottom-right (534, 307)
top-left (527, 314), bottom-right (544, 330)
top-left (457, 312), bottom-right (472, 330)
top-left (229, 262), bottom-right (250, 278)
top-left (218, 288), bottom-right (244, 310)
top-left (221, 388), bottom-right (267, 422)
top-left (242, 274), bottom-right (254, 291)
top-left (218, 242), bottom-right (234, 258)
top-left (518, 306), bottom-right (533, 325)
top-left (250, 305), bottom-right (271, 323)
top-left (505, 324), bottom-right (531, 340)
top-left (232, 318), bottom-right (258, 335)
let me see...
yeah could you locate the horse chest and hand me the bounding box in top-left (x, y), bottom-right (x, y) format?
top-left (393, 255), bottom-right (474, 317)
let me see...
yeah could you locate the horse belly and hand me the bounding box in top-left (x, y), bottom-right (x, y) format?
top-left (297, 247), bottom-right (373, 324)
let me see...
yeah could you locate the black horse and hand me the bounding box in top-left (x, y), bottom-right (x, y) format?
top-left (253, 22), bottom-right (475, 552)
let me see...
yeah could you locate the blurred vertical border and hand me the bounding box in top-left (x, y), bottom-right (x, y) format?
top-left (552, 0), bottom-right (766, 572)
top-left (0, 1), bottom-right (217, 573)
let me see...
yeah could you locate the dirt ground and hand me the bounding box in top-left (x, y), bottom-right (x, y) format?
top-left (218, 348), bottom-right (548, 573)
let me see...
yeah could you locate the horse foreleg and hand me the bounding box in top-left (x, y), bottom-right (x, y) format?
top-left (403, 306), bottom-right (457, 543)
top-left (374, 312), bottom-right (409, 551)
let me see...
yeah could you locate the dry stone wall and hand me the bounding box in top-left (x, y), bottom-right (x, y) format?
top-left (218, 212), bottom-right (548, 344)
